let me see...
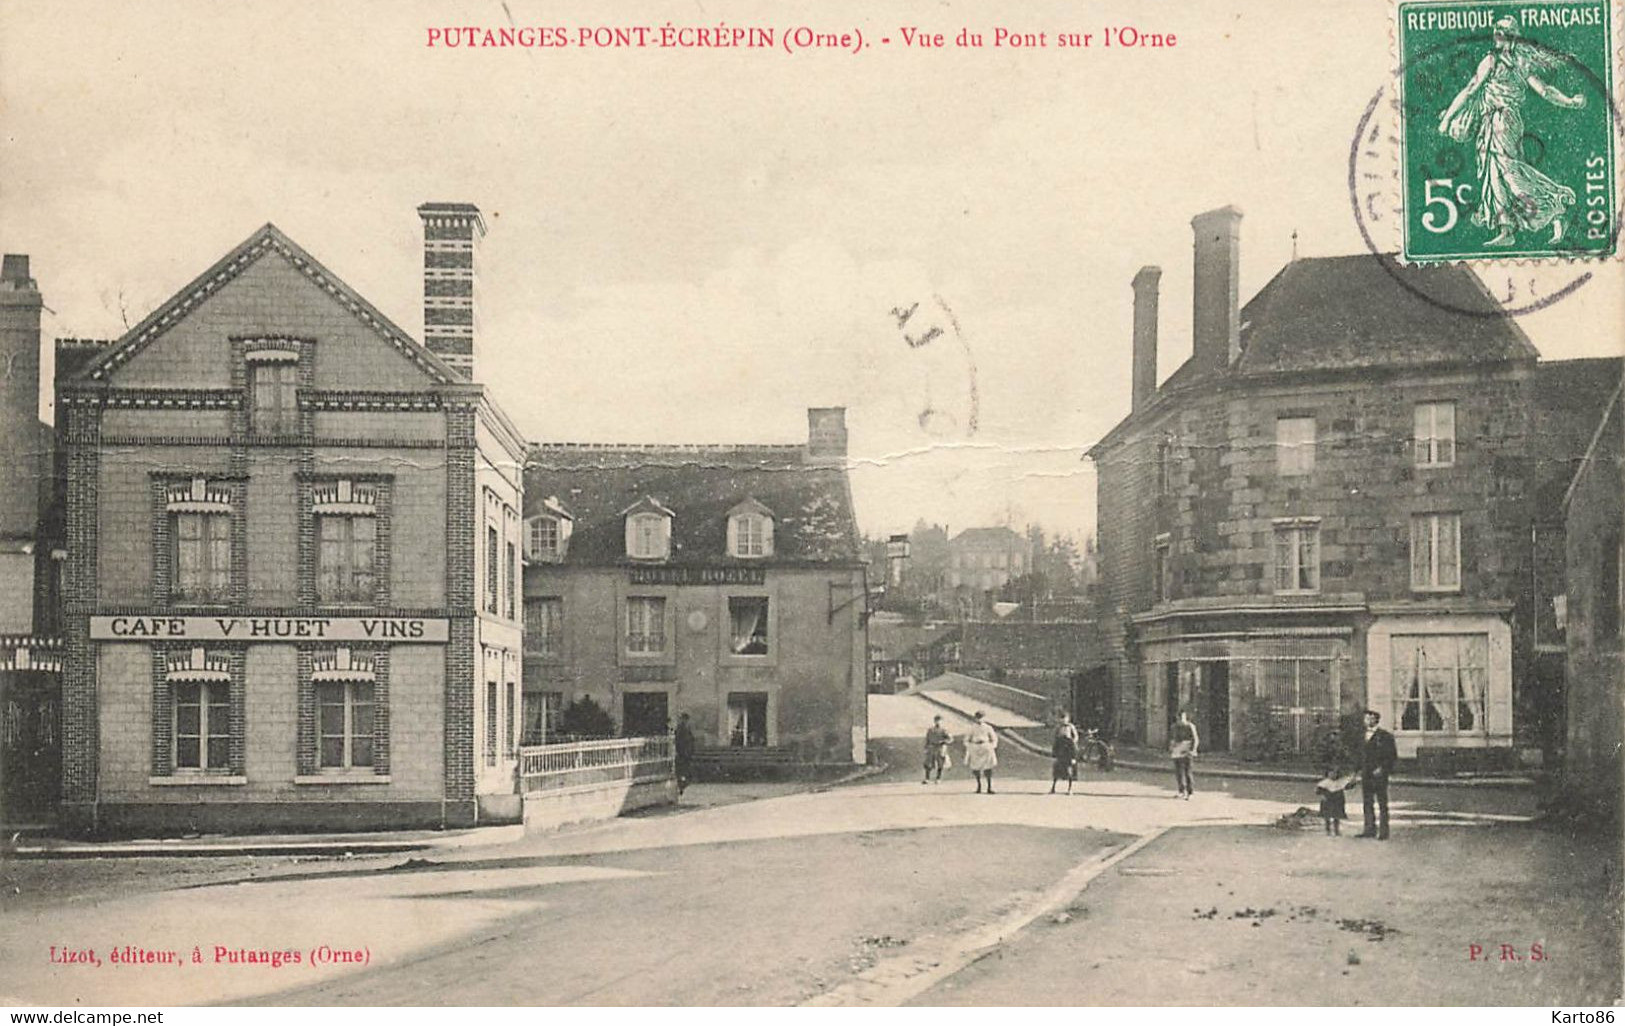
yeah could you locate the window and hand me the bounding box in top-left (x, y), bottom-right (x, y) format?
top-left (505, 541), bottom-right (517, 620)
top-left (1273, 520), bottom-right (1321, 594)
top-left (1154, 536), bottom-right (1172, 602)
top-left (1415, 402), bottom-right (1457, 467)
top-left (527, 516), bottom-right (560, 560)
top-left (250, 361), bottom-right (298, 436)
top-left (527, 597), bottom-right (563, 656)
top-left (317, 515), bottom-right (376, 603)
top-left (727, 692), bottom-right (769, 747)
top-left (627, 513), bottom-right (671, 560)
top-left (173, 512), bottom-right (231, 603)
top-left (174, 680), bottom-right (230, 771)
top-left (1156, 441), bottom-right (1172, 497)
top-left (728, 597), bottom-right (769, 655)
top-left (626, 596), bottom-right (667, 654)
top-left (485, 523), bottom-right (500, 613)
top-left (506, 680), bottom-right (518, 758)
top-left (485, 680), bottom-right (499, 766)
top-left (1276, 417), bottom-right (1316, 476)
top-left (729, 513), bottom-right (773, 558)
top-left (1391, 634), bottom-right (1487, 735)
top-left (317, 680), bottom-right (374, 769)
top-left (1411, 513), bottom-right (1462, 591)
top-left (521, 691), bottom-right (563, 745)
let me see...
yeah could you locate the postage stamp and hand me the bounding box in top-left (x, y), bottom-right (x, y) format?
top-left (1396, 0), bottom-right (1618, 262)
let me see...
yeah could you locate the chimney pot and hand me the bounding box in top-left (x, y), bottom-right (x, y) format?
top-left (1131, 266), bottom-right (1161, 413)
top-left (417, 203), bottom-right (485, 381)
top-left (1191, 205), bottom-right (1243, 371)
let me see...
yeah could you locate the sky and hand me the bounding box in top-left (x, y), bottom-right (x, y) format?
top-left (3, 0), bottom-right (1621, 542)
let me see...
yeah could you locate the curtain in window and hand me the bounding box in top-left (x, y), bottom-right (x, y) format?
top-left (1410, 518), bottom-right (1431, 588)
top-left (730, 599), bottom-right (767, 654)
top-left (1392, 636), bottom-right (1421, 730)
top-left (1458, 634), bottom-right (1487, 732)
top-left (1419, 636), bottom-right (1456, 732)
top-left (1437, 515), bottom-right (1460, 588)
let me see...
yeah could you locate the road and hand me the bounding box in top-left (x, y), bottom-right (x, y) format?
top-left (0, 694), bottom-right (1607, 1006)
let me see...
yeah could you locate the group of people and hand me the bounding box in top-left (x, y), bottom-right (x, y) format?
top-left (1314, 709), bottom-right (1398, 840)
top-left (923, 710), bottom-right (1092, 795)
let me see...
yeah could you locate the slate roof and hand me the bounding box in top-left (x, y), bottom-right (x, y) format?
top-left (524, 444), bottom-right (861, 566)
top-left (1534, 357), bottom-right (1625, 512)
top-left (950, 526), bottom-right (1024, 547)
top-left (867, 617), bottom-right (959, 661)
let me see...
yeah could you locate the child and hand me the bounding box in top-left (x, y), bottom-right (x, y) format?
top-left (1315, 766), bottom-right (1355, 835)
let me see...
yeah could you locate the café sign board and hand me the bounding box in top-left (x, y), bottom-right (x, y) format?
top-left (89, 616), bottom-right (449, 643)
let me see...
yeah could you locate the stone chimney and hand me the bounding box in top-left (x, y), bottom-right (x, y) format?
top-left (1191, 205), bottom-right (1243, 371)
top-left (417, 202), bottom-right (485, 381)
top-left (1131, 265), bottom-right (1161, 413)
top-left (807, 407), bottom-right (848, 461)
top-left (0, 255), bottom-right (43, 541)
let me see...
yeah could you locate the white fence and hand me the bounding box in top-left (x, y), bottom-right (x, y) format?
top-left (517, 736), bottom-right (674, 795)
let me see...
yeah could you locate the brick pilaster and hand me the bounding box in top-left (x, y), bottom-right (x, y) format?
top-left (443, 404), bottom-right (477, 803)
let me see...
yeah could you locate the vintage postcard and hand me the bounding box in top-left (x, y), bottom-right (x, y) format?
top-left (1, 0), bottom-right (1622, 1012)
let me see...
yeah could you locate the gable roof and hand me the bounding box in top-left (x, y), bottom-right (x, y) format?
top-left (950, 526), bottom-right (1024, 547)
top-left (1536, 357), bottom-right (1625, 511)
top-left (65, 223), bottom-right (459, 386)
top-left (525, 444), bottom-right (861, 566)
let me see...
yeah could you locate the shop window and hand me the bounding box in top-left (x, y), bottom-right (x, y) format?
top-left (626, 596), bottom-right (667, 654)
top-left (1273, 520), bottom-right (1321, 594)
top-left (1276, 417), bottom-right (1316, 476)
top-left (1415, 401), bottom-right (1457, 467)
top-left (317, 680), bottom-right (375, 769)
top-left (727, 692), bottom-right (770, 747)
top-left (1391, 634), bottom-right (1487, 735)
top-left (728, 597), bottom-right (770, 655)
top-left (1410, 513), bottom-right (1462, 591)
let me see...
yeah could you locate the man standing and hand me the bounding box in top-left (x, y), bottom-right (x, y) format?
top-left (923, 715), bottom-right (951, 783)
top-left (1050, 712), bottom-right (1080, 795)
top-left (1169, 709), bottom-right (1199, 799)
top-left (674, 712), bottom-right (696, 797)
top-left (1358, 708), bottom-right (1398, 840)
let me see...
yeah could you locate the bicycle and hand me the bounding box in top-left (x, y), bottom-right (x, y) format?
top-left (1080, 729), bottom-right (1116, 772)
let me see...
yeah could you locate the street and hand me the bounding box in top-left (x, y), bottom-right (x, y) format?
top-left (0, 694), bottom-right (1614, 1006)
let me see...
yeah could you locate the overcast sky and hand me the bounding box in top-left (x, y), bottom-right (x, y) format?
top-left (3, 0), bottom-right (1620, 541)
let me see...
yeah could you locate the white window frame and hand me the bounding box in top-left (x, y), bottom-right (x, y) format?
top-left (1273, 518), bottom-right (1321, 595)
top-left (172, 511), bottom-right (231, 604)
top-left (1415, 401), bottom-right (1457, 468)
top-left (626, 513), bottom-right (671, 561)
top-left (316, 513), bottom-right (377, 604)
top-left (1275, 416), bottom-right (1316, 476)
top-left (173, 679), bottom-right (231, 772)
top-left (729, 513), bottom-right (773, 558)
top-left (317, 679), bottom-right (375, 770)
top-left (1390, 633), bottom-right (1488, 737)
top-left (527, 515), bottom-right (561, 561)
top-left (526, 596), bottom-right (564, 657)
top-left (727, 595), bottom-right (771, 656)
top-left (1411, 512), bottom-right (1462, 592)
top-left (626, 595), bottom-right (668, 654)
top-left (249, 359), bottom-right (299, 437)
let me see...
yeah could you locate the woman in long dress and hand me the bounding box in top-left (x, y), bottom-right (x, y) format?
top-left (964, 711), bottom-right (999, 794)
top-left (1436, 16), bottom-right (1586, 246)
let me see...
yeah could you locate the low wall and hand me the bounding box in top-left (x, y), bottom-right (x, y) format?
top-left (922, 674), bottom-right (1053, 722)
top-left (522, 777), bottom-right (676, 833)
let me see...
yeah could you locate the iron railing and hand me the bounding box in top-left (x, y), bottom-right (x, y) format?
top-left (517, 735), bottom-right (674, 794)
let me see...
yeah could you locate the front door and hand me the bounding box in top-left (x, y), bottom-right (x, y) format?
top-left (1, 670), bottom-right (61, 821)
top-left (726, 692), bottom-right (769, 747)
top-left (1202, 662), bottom-right (1231, 752)
top-left (622, 691), bottom-right (670, 738)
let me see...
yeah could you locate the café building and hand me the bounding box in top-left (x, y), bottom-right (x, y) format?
top-left (58, 206), bottom-right (527, 834)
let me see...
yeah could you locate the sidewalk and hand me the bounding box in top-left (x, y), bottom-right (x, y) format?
top-left (915, 819), bottom-right (1621, 1005)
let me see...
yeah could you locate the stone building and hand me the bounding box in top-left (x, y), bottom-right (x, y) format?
top-left (1088, 205), bottom-right (1615, 765)
top-left (53, 205), bottom-right (527, 834)
top-left (944, 526), bottom-right (1029, 618)
top-left (521, 410), bottom-right (868, 769)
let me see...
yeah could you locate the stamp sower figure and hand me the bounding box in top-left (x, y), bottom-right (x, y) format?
top-left (1437, 15), bottom-right (1586, 246)
top-left (923, 714), bottom-right (952, 784)
top-left (1358, 708), bottom-right (1398, 840)
top-left (1169, 709), bottom-right (1199, 799)
top-left (1050, 712), bottom-right (1080, 795)
top-left (673, 712), bottom-right (696, 796)
top-left (964, 711), bottom-right (999, 794)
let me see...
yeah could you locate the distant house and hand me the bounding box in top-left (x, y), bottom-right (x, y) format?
top-left (522, 409), bottom-right (869, 769)
top-left (1088, 204), bottom-right (1621, 766)
top-left (944, 526), bottom-right (1030, 618)
top-left (867, 614), bottom-right (959, 693)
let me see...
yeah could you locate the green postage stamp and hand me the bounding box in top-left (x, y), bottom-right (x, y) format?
top-left (1397, 0), bottom-right (1618, 261)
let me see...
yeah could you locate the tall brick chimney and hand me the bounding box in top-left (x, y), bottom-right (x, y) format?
top-left (1191, 205), bottom-right (1243, 371)
top-left (1131, 265), bottom-right (1161, 413)
top-left (0, 254), bottom-right (43, 541)
top-left (807, 407), bottom-right (848, 461)
top-left (417, 203), bottom-right (485, 380)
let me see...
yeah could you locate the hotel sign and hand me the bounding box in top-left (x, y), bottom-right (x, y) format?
top-left (627, 566), bottom-right (766, 586)
top-left (89, 616), bottom-right (450, 643)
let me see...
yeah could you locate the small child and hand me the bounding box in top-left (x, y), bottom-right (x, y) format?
top-left (1315, 766), bottom-right (1354, 835)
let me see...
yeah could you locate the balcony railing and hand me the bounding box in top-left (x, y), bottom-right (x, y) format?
top-left (517, 735), bottom-right (674, 794)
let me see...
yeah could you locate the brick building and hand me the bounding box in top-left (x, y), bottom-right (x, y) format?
top-left (1088, 205), bottom-right (1616, 764)
top-left (521, 410), bottom-right (869, 769)
top-left (53, 206), bottom-right (527, 834)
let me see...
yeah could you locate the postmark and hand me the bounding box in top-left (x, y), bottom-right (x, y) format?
top-left (1396, 0), bottom-right (1617, 262)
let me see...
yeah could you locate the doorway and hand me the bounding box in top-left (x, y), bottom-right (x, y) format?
top-left (1, 670), bottom-right (60, 821)
top-left (1201, 662), bottom-right (1231, 752)
top-left (726, 692), bottom-right (770, 747)
top-left (622, 691), bottom-right (670, 738)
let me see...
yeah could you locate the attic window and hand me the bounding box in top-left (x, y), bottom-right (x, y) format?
top-left (727, 499), bottom-right (775, 559)
top-left (626, 512), bottom-right (671, 560)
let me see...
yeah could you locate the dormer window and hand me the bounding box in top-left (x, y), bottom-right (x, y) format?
top-left (525, 498), bottom-right (574, 563)
top-left (727, 498), bottom-right (775, 559)
top-left (622, 497), bottom-right (674, 561)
